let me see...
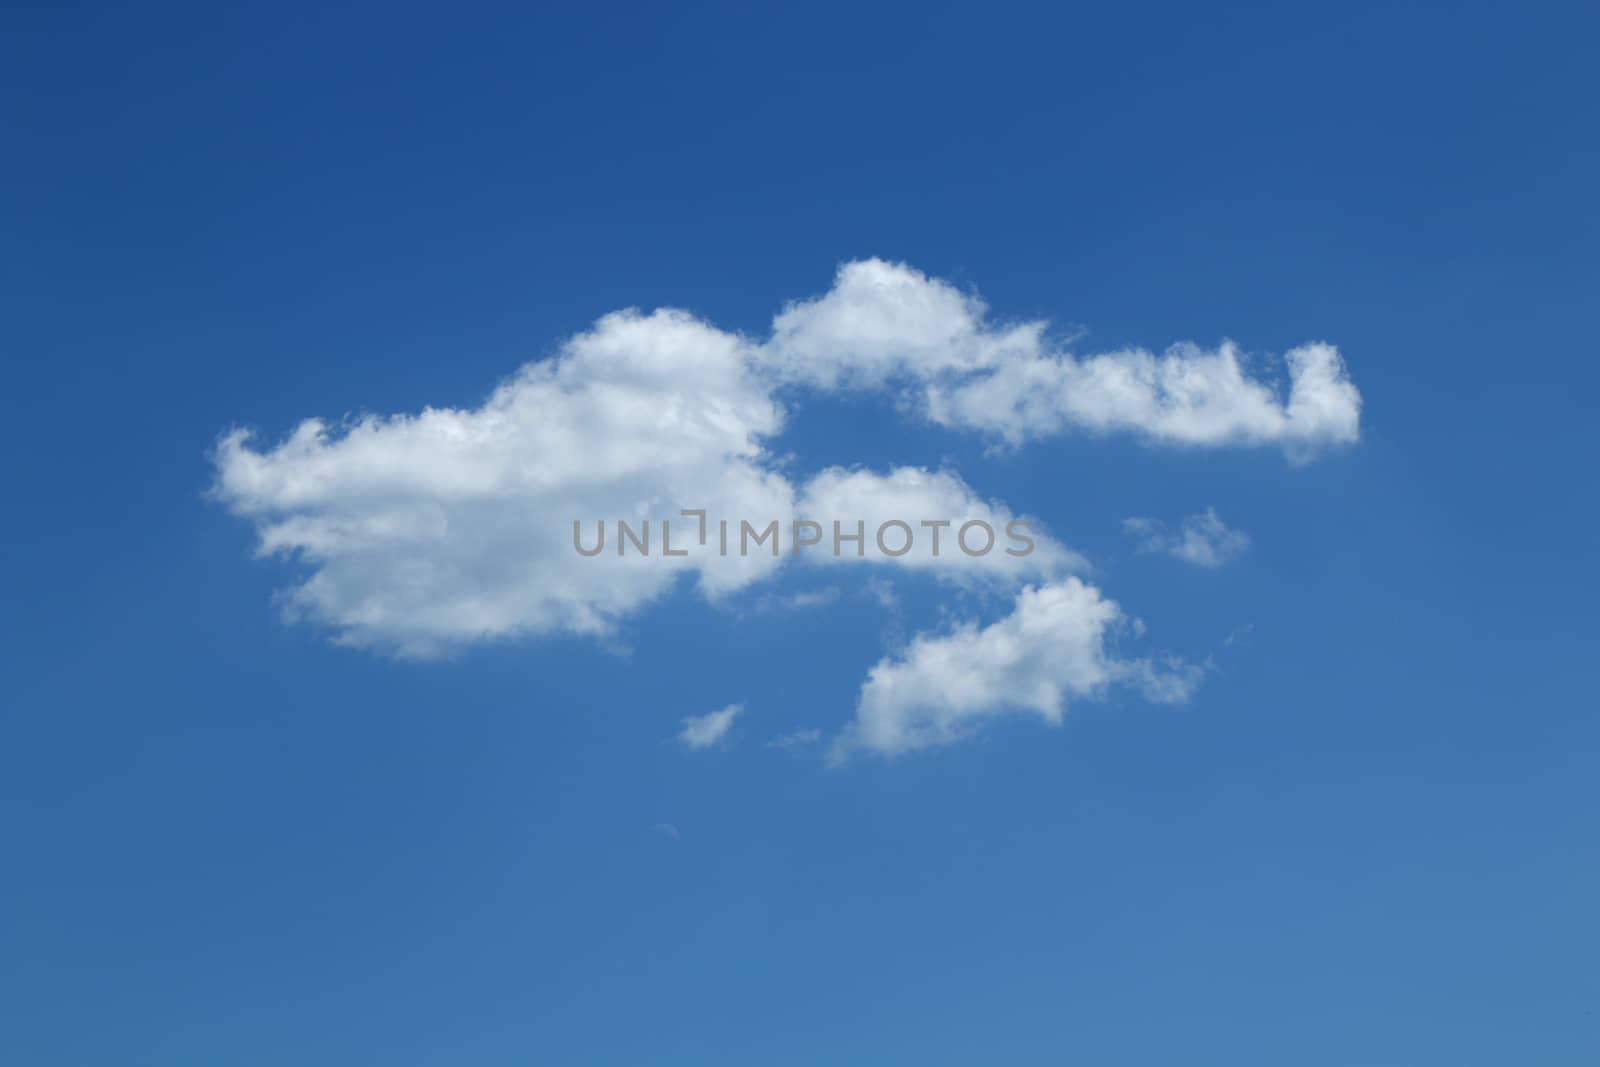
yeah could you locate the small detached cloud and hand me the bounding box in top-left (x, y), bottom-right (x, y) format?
top-left (1123, 507), bottom-right (1250, 568)
top-left (765, 728), bottom-right (822, 750)
top-left (678, 702), bottom-right (744, 749)
top-left (863, 577), bottom-right (897, 609)
top-left (830, 578), bottom-right (1201, 761)
top-left (748, 587), bottom-right (841, 613)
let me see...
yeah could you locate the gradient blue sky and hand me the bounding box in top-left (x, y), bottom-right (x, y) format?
top-left (5, 2), bottom-right (1599, 1064)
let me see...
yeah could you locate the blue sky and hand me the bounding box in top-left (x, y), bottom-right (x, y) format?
top-left (4, 1), bottom-right (1598, 1063)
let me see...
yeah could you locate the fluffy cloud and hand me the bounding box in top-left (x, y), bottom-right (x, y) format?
top-left (1123, 507), bottom-right (1250, 568)
top-left (925, 339), bottom-right (1360, 458)
top-left (214, 309), bottom-right (792, 657)
top-left (765, 259), bottom-right (1361, 459)
top-left (679, 703), bottom-right (743, 748)
top-left (795, 466), bottom-right (1082, 580)
top-left (213, 255), bottom-right (1350, 755)
top-left (832, 578), bottom-right (1201, 760)
top-left (763, 258), bottom-right (1021, 388)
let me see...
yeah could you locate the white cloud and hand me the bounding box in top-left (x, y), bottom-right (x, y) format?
top-left (926, 339), bottom-right (1360, 458)
top-left (863, 577), bottom-right (898, 609)
top-left (795, 466), bottom-right (1083, 580)
top-left (749, 587), bottom-right (841, 613)
top-left (832, 578), bottom-right (1201, 760)
top-left (765, 728), bottom-right (822, 749)
top-left (213, 258), bottom-right (1355, 660)
top-left (214, 309), bottom-right (792, 657)
top-left (762, 258), bottom-right (1016, 389)
top-left (679, 703), bottom-right (744, 749)
top-left (765, 259), bottom-right (1361, 459)
top-left (1123, 507), bottom-right (1250, 568)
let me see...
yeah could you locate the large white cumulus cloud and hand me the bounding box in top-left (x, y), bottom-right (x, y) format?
top-left (213, 258), bottom-right (1357, 753)
top-left (214, 308), bottom-right (795, 656)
